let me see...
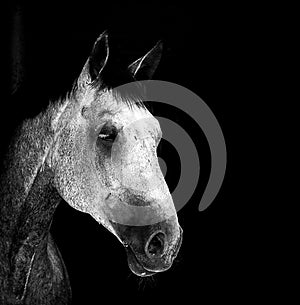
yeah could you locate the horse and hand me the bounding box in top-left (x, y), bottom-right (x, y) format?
top-left (0, 31), bottom-right (183, 304)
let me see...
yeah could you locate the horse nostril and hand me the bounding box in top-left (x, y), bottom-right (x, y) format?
top-left (146, 232), bottom-right (166, 258)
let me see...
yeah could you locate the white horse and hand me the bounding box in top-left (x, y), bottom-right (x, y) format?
top-left (0, 31), bottom-right (182, 304)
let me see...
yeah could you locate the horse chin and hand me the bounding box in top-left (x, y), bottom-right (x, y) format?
top-left (125, 246), bottom-right (156, 277)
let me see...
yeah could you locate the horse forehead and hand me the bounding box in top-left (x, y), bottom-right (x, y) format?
top-left (112, 106), bottom-right (160, 134)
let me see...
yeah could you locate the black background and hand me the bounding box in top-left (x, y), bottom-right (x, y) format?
top-left (4, 1), bottom-right (268, 303)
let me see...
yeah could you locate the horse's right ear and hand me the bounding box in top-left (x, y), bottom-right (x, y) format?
top-left (77, 31), bottom-right (109, 88)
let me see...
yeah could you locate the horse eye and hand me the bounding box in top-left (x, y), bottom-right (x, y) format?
top-left (98, 124), bottom-right (118, 143)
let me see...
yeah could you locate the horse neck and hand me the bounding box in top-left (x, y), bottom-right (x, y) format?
top-left (0, 100), bottom-right (69, 296)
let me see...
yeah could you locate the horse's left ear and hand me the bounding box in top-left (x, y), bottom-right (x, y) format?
top-left (88, 31), bottom-right (109, 81)
top-left (128, 41), bottom-right (163, 80)
top-left (77, 31), bottom-right (109, 88)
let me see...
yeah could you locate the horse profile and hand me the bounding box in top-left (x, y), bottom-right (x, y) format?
top-left (0, 32), bottom-right (182, 304)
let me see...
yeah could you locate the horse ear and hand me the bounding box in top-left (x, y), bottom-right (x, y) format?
top-left (77, 31), bottom-right (109, 88)
top-left (88, 31), bottom-right (109, 81)
top-left (128, 41), bottom-right (163, 80)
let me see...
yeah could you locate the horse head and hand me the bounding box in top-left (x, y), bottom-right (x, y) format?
top-left (48, 32), bottom-right (182, 277)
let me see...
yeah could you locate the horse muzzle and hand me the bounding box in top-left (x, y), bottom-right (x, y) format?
top-left (125, 227), bottom-right (183, 277)
top-left (110, 217), bottom-right (183, 277)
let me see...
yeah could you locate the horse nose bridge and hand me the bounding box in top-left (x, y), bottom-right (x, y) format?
top-left (123, 182), bottom-right (173, 208)
top-left (119, 159), bottom-right (170, 199)
top-left (118, 152), bottom-right (159, 181)
top-left (123, 189), bottom-right (165, 207)
top-left (124, 192), bottom-right (152, 207)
